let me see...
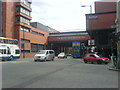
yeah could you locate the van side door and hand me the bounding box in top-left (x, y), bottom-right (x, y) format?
top-left (49, 51), bottom-right (55, 60)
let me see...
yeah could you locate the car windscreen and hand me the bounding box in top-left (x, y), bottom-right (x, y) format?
top-left (38, 50), bottom-right (46, 54)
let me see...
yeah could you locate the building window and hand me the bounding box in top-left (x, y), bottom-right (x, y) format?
top-left (21, 50), bottom-right (30, 53)
top-left (21, 39), bottom-right (30, 43)
top-left (30, 30), bottom-right (44, 36)
top-left (19, 16), bottom-right (30, 25)
top-left (31, 43), bottom-right (45, 52)
top-left (16, 6), bottom-right (31, 17)
top-left (20, 26), bottom-right (30, 32)
top-left (20, 0), bottom-right (31, 8)
top-left (20, 7), bottom-right (31, 16)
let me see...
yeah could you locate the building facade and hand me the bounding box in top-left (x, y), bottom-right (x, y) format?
top-left (1, 0), bottom-right (50, 57)
top-left (48, 31), bottom-right (91, 56)
top-left (86, 2), bottom-right (116, 58)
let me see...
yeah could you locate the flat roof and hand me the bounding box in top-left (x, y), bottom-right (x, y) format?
top-left (49, 31), bottom-right (89, 37)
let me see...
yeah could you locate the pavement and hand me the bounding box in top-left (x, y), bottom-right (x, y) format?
top-left (108, 65), bottom-right (120, 71)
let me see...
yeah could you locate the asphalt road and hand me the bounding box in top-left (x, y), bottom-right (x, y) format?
top-left (2, 58), bottom-right (119, 88)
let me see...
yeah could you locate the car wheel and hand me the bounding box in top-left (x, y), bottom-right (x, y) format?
top-left (97, 60), bottom-right (102, 64)
top-left (105, 62), bottom-right (108, 64)
top-left (84, 59), bottom-right (88, 63)
top-left (52, 57), bottom-right (54, 61)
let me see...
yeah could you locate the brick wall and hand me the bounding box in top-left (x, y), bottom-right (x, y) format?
top-left (95, 2), bottom-right (116, 13)
top-left (3, 2), bottom-right (16, 38)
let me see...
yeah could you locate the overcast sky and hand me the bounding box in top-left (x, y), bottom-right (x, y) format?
top-left (31, 0), bottom-right (100, 32)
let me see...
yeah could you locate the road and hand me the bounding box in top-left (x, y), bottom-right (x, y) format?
top-left (2, 58), bottom-right (118, 88)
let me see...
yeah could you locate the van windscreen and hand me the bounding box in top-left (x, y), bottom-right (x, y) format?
top-left (38, 50), bottom-right (46, 54)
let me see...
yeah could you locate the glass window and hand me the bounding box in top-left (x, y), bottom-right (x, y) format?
top-left (0, 39), bottom-right (4, 43)
top-left (1, 49), bottom-right (6, 54)
top-left (90, 55), bottom-right (95, 58)
top-left (49, 51), bottom-right (54, 54)
top-left (16, 7), bottom-right (20, 12)
top-left (15, 50), bottom-right (20, 54)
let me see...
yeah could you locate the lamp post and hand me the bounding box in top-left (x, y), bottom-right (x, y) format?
top-left (81, 5), bottom-right (92, 14)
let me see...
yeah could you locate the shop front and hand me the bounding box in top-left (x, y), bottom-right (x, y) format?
top-left (48, 31), bottom-right (91, 56)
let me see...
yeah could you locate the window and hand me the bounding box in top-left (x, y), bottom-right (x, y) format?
top-left (21, 50), bottom-right (30, 53)
top-left (19, 17), bottom-right (30, 25)
top-left (20, 26), bottom-right (30, 32)
top-left (49, 51), bottom-right (54, 54)
top-left (1, 49), bottom-right (6, 54)
top-left (90, 55), bottom-right (95, 58)
top-left (20, 0), bottom-right (31, 8)
top-left (0, 39), bottom-right (4, 43)
top-left (15, 50), bottom-right (20, 54)
top-left (31, 44), bottom-right (45, 52)
top-left (30, 30), bottom-right (44, 36)
top-left (21, 39), bottom-right (30, 43)
top-left (16, 7), bottom-right (20, 12)
top-left (2, 39), bottom-right (9, 44)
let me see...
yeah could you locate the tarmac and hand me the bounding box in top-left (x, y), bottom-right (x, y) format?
top-left (2, 56), bottom-right (120, 71)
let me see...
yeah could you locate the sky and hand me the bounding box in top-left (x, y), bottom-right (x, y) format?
top-left (31, 0), bottom-right (100, 32)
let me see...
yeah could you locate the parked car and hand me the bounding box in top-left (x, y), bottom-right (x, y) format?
top-left (34, 50), bottom-right (55, 62)
top-left (83, 53), bottom-right (110, 64)
top-left (57, 52), bottom-right (67, 58)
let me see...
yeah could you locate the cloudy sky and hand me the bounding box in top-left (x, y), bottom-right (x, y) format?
top-left (31, 0), bottom-right (100, 32)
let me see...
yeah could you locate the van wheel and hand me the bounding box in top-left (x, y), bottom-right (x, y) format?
top-left (52, 58), bottom-right (54, 61)
top-left (44, 58), bottom-right (46, 62)
top-left (10, 56), bottom-right (14, 61)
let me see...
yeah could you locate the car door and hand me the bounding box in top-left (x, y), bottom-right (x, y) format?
top-left (89, 55), bottom-right (96, 62)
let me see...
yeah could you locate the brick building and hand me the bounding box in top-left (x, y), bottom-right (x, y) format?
top-left (1, 0), bottom-right (51, 57)
top-left (86, 2), bottom-right (116, 57)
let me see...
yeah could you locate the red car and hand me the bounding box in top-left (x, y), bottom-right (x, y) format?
top-left (83, 53), bottom-right (110, 64)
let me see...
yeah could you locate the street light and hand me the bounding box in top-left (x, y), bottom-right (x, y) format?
top-left (81, 5), bottom-right (92, 14)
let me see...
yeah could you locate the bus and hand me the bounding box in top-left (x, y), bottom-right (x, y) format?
top-left (0, 37), bottom-right (20, 61)
top-left (72, 41), bottom-right (84, 58)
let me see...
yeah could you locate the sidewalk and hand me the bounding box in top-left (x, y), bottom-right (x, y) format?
top-left (107, 62), bottom-right (120, 71)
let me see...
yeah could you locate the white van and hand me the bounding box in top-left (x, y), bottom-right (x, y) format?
top-left (34, 50), bottom-right (55, 62)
